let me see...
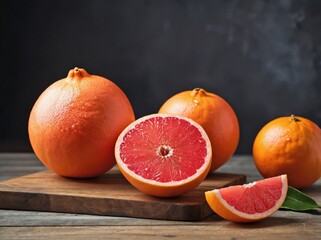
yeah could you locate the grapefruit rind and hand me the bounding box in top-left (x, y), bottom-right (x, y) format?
top-left (115, 113), bottom-right (212, 197)
top-left (205, 175), bottom-right (288, 222)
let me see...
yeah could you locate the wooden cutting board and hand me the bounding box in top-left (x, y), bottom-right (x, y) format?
top-left (0, 168), bottom-right (246, 221)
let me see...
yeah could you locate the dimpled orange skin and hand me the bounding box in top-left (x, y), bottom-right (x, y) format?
top-left (253, 115), bottom-right (321, 189)
top-left (28, 68), bottom-right (135, 178)
top-left (159, 88), bottom-right (240, 173)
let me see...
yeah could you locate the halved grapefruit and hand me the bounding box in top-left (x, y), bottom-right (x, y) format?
top-left (115, 114), bottom-right (212, 197)
top-left (205, 175), bottom-right (288, 222)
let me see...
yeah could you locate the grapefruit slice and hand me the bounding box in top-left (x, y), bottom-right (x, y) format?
top-left (205, 175), bottom-right (288, 222)
top-left (115, 114), bottom-right (212, 197)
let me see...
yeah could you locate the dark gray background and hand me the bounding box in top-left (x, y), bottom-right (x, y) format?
top-left (1, 0), bottom-right (321, 154)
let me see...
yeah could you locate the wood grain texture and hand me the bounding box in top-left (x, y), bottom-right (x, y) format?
top-left (0, 168), bottom-right (245, 221)
top-left (1, 222), bottom-right (321, 240)
top-left (1, 153), bottom-right (320, 240)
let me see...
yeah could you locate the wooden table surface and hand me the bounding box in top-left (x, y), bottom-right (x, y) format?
top-left (0, 153), bottom-right (320, 239)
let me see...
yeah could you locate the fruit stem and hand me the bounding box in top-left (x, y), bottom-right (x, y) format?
top-left (67, 67), bottom-right (89, 80)
top-left (290, 114), bottom-right (301, 122)
top-left (192, 88), bottom-right (206, 97)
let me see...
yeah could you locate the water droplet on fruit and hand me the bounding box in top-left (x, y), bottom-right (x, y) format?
top-left (244, 181), bottom-right (257, 188)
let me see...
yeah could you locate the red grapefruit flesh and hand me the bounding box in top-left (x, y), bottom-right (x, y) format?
top-left (115, 114), bottom-right (212, 197)
top-left (205, 175), bottom-right (288, 222)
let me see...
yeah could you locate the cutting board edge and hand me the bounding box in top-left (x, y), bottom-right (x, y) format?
top-left (0, 190), bottom-right (214, 221)
top-left (0, 170), bottom-right (247, 221)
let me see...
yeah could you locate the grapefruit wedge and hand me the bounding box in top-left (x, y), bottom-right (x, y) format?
top-left (115, 114), bottom-right (212, 197)
top-left (205, 175), bottom-right (288, 222)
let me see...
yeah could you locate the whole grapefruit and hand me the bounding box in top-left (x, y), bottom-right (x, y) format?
top-left (253, 115), bottom-right (321, 188)
top-left (28, 67), bottom-right (135, 178)
top-left (159, 88), bottom-right (239, 173)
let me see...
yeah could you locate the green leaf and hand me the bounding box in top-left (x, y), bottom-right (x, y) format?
top-left (281, 186), bottom-right (321, 211)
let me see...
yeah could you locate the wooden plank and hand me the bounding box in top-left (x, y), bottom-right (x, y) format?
top-left (1, 223), bottom-right (321, 240)
top-left (1, 154), bottom-right (321, 239)
top-left (0, 168), bottom-right (246, 221)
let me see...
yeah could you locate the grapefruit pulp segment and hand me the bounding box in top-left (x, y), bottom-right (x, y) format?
top-left (205, 175), bottom-right (288, 222)
top-left (115, 114), bottom-right (212, 197)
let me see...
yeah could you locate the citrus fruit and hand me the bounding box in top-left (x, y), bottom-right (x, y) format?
top-left (114, 114), bottom-right (212, 197)
top-left (205, 175), bottom-right (288, 223)
top-left (158, 88), bottom-right (239, 173)
top-left (253, 115), bottom-right (321, 189)
top-left (28, 67), bottom-right (135, 178)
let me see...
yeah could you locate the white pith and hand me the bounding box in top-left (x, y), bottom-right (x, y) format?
top-left (156, 145), bottom-right (174, 158)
